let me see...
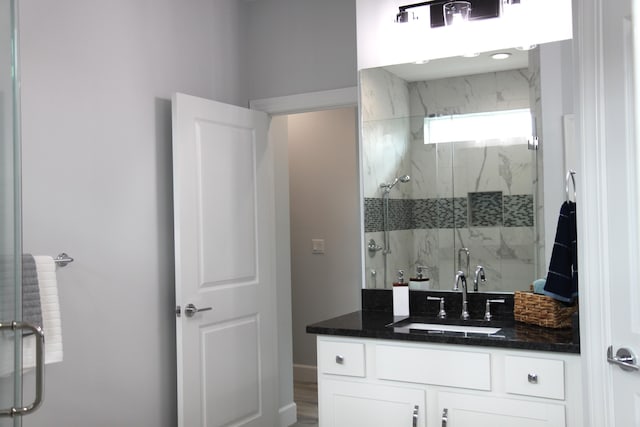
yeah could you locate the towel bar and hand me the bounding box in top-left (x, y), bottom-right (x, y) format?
top-left (54, 253), bottom-right (74, 267)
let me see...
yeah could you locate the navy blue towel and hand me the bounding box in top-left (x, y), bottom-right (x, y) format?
top-left (544, 201), bottom-right (578, 303)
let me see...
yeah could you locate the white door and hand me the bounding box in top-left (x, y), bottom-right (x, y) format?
top-left (577, 0), bottom-right (640, 424)
top-left (172, 93), bottom-right (278, 427)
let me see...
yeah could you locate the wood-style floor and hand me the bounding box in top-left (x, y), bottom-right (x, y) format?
top-left (291, 381), bottom-right (318, 427)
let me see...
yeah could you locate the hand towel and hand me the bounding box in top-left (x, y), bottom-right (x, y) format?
top-left (26, 256), bottom-right (64, 366)
top-left (533, 278), bottom-right (546, 294)
top-left (9, 256), bottom-right (64, 373)
top-left (543, 201), bottom-right (578, 303)
top-left (0, 255), bottom-right (63, 376)
top-left (22, 254), bottom-right (43, 331)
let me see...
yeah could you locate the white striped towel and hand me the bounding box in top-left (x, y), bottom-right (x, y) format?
top-left (23, 256), bottom-right (64, 367)
top-left (0, 256), bottom-right (63, 376)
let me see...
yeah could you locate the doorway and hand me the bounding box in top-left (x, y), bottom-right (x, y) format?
top-left (273, 107), bottom-right (361, 426)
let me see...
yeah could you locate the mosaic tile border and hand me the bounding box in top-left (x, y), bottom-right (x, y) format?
top-left (364, 194), bottom-right (533, 232)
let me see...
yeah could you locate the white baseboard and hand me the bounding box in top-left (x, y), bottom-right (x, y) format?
top-left (293, 364), bottom-right (317, 383)
top-left (279, 402), bottom-right (297, 427)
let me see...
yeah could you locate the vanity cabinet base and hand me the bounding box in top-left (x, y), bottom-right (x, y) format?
top-left (316, 336), bottom-right (582, 427)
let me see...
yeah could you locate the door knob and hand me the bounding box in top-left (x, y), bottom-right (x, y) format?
top-left (184, 303), bottom-right (213, 318)
top-left (607, 346), bottom-right (639, 372)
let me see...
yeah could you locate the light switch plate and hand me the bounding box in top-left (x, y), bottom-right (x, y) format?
top-left (312, 239), bottom-right (325, 254)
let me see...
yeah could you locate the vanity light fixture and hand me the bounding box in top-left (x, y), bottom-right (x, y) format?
top-left (491, 52), bottom-right (512, 60)
top-left (396, 0), bottom-right (500, 28)
top-left (443, 1), bottom-right (472, 26)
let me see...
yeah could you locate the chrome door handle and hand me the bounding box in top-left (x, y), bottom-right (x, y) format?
top-left (0, 321), bottom-right (45, 417)
top-left (412, 404), bottom-right (419, 427)
top-left (184, 303), bottom-right (212, 318)
top-left (607, 346), bottom-right (639, 371)
top-left (442, 408), bottom-right (448, 427)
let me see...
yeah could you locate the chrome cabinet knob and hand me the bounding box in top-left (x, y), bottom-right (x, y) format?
top-left (184, 303), bottom-right (213, 318)
top-left (528, 373), bottom-right (538, 384)
top-left (335, 355), bottom-right (344, 364)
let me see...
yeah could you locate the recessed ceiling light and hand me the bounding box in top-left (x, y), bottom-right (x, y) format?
top-left (491, 52), bottom-right (512, 60)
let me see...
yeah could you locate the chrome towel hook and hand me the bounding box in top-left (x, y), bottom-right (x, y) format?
top-left (565, 170), bottom-right (576, 203)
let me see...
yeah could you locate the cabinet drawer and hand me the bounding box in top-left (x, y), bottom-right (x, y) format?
top-left (318, 340), bottom-right (365, 377)
top-left (376, 344), bottom-right (491, 391)
top-left (505, 356), bottom-right (565, 400)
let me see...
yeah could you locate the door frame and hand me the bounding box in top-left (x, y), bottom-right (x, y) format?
top-left (573, 0), bottom-right (622, 425)
top-left (249, 86), bottom-right (358, 427)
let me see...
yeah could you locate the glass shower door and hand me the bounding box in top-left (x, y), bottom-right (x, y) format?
top-left (1, 1), bottom-right (22, 425)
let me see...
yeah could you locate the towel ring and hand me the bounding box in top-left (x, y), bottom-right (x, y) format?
top-left (565, 170), bottom-right (576, 203)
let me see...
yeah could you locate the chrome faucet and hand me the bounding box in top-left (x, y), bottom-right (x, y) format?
top-left (473, 265), bottom-right (486, 292)
top-left (454, 271), bottom-right (470, 320)
top-left (458, 247), bottom-right (470, 278)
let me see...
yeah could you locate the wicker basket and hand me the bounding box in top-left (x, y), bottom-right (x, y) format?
top-left (514, 291), bottom-right (577, 329)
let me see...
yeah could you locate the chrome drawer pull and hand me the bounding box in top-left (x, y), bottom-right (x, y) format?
top-left (412, 404), bottom-right (419, 427)
top-left (528, 373), bottom-right (538, 384)
top-left (442, 408), bottom-right (448, 427)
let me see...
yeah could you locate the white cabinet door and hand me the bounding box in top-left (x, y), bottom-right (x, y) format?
top-left (320, 379), bottom-right (425, 427)
top-left (437, 392), bottom-right (565, 427)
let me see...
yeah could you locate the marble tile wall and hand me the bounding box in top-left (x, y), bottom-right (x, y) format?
top-left (529, 49), bottom-right (547, 279)
top-left (361, 67), bottom-right (539, 291)
top-left (361, 68), bottom-right (414, 287)
top-left (407, 69), bottom-right (536, 291)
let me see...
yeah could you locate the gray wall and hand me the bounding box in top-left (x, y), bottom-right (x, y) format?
top-left (246, 0), bottom-right (357, 100)
top-left (16, 0), bottom-right (358, 425)
top-left (18, 1), bottom-right (248, 426)
top-left (288, 108), bottom-right (361, 368)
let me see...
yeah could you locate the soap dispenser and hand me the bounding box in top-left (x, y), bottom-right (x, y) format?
top-left (392, 270), bottom-right (409, 317)
top-left (409, 266), bottom-right (430, 291)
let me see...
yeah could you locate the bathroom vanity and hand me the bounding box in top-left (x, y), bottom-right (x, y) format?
top-left (307, 296), bottom-right (581, 427)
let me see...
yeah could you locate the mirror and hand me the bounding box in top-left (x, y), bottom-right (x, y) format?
top-left (361, 41), bottom-right (572, 293)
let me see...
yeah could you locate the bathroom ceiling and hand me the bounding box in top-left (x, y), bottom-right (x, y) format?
top-left (383, 48), bottom-right (529, 82)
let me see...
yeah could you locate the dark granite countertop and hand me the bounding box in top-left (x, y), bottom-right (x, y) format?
top-left (306, 310), bottom-right (580, 354)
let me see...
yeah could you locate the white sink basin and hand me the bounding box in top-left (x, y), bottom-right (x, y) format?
top-left (396, 322), bottom-right (502, 335)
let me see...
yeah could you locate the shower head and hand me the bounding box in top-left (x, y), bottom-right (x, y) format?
top-left (380, 175), bottom-right (411, 192)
